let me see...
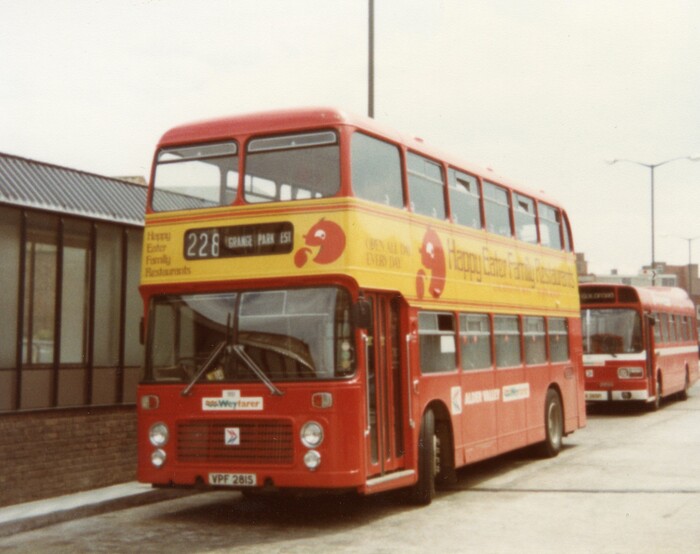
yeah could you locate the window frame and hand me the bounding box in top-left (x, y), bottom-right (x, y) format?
top-left (350, 131), bottom-right (405, 208)
top-left (483, 181), bottom-right (513, 238)
top-left (407, 152), bottom-right (447, 219)
top-left (448, 168), bottom-right (483, 230)
top-left (418, 311), bottom-right (458, 374)
top-left (514, 193), bottom-right (538, 244)
top-left (523, 316), bottom-right (547, 365)
top-left (548, 317), bottom-right (570, 363)
top-left (458, 313), bottom-right (493, 371)
top-left (494, 315), bottom-right (522, 368)
top-left (0, 207), bottom-right (142, 413)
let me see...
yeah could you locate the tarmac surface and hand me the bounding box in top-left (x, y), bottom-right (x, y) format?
top-left (3, 383), bottom-right (700, 551)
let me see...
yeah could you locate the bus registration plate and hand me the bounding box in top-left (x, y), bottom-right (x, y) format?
top-left (208, 473), bottom-right (257, 487)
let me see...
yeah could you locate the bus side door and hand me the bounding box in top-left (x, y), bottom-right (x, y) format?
top-left (365, 293), bottom-right (405, 477)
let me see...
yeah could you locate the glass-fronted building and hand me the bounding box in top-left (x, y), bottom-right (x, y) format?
top-left (0, 152), bottom-right (146, 506)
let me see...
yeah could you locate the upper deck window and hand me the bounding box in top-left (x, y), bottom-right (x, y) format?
top-left (351, 133), bottom-right (403, 208)
top-left (244, 131), bottom-right (340, 203)
top-left (483, 181), bottom-right (512, 238)
top-left (514, 194), bottom-right (537, 244)
top-left (152, 142), bottom-right (238, 212)
top-left (539, 203), bottom-right (563, 250)
top-left (448, 169), bottom-right (482, 229)
top-left (407, 153), bottom-right (446, 219)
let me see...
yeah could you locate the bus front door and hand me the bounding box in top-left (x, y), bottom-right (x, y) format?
top-left (365, 294), bottom-right (405, 478)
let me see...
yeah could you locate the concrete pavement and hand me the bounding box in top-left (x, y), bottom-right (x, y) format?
top-left (0, 482), bottom-right (191, 538)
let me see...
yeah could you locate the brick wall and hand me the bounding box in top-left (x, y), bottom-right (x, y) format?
top-left (0, 406), bottom-right (137, 508)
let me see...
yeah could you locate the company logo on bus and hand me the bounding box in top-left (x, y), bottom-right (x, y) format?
top-left (294, 218), bottom-right (346, 268)
top-left (416, 227), bottom-right (446, 299)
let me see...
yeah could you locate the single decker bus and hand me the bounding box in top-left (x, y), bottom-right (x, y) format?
top-left (580, 283), bottom-right (698, 410)
top-left (138, 107), bottom-right (586, 504)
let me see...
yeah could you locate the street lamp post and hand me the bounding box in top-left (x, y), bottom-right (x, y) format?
top-left (607, 155), bottom-right (700, 285)
top-left (679, 236), bottom-right (699, 296)
top-left (368, 0), bottom-right (374, 118)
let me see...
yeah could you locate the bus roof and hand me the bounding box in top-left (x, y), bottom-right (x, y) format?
top-left (157, 107), bottom-right (561, 207)
top-left (580, 283), bottom-right (695, 313)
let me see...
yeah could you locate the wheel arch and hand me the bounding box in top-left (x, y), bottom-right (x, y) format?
top-left (423, 399), bottom-right (456, 486)
top-left (546, 382), bottom-right (565, 430)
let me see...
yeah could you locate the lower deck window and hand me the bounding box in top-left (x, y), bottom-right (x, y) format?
top-left (494, 315), bottom-right (521, 368)
top-left (459, 313), bottom-right (492, 370)
top-left (549, 317), bottom-right (570, 362)
top-left (524, 316), bottom-right (546, 365)
top-left (418, 312), bottom-right (456, 373)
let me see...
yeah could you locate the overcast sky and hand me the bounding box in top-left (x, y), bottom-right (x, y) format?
top-left (2, 0), bottom-right (699, 275)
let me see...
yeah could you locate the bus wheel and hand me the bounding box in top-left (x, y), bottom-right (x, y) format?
top-left (408, 409), bottom-right (437, 505)
top-left (649, 374), bottom-right (662, 411)
top-left (679, 370), bottom-right (690, 401)
top-left (537, 389), bottom-right (563, 458)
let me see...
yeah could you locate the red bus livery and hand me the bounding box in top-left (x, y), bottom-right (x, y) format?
top-left (580, 283), bottom-right (698, 409)
top-left (137, 107), bottom-right (585, 504)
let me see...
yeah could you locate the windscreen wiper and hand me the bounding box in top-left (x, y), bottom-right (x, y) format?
top-left (181, 340), bottom-right (227, 397)
top-left (233, 344), bottom-right (284, 396)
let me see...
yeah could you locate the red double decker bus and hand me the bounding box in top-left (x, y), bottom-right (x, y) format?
top-left (580, 283), bottom-right (699, 410)
top-left (137, 108), bottom-right (585, 504)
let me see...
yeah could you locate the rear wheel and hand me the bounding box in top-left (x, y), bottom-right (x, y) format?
top-left (537, 389), bottom-right (563, 458)
top-left (679, 369), bottom-right (690, 401)
top-left (408, 409), bottom-right (437, 505)
top-left (649, 374), bottom-right (662, 411)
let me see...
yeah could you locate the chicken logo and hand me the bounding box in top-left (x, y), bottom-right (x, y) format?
top-left (294, 218), bottom-right (346, 268)
top-left (416, 227), bottom-right (446, 299)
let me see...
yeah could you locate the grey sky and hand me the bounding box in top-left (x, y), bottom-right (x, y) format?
top-left (2, 0), bottom-right (699, 275)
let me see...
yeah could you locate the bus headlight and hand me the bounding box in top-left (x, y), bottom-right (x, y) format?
top-left (304, 450), bottom-right (321, 470)
top-left (300, 421), bottom-right (324, 448)
top-left (618, 367), bottom-right (644, 379)
top-left (151, 449), bottom-right (167, 468)
top-left (149, 422), bottom-right (169, 447)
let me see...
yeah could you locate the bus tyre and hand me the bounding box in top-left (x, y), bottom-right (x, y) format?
top-left (679, 370), bottom-right (690, 401)
top-left (649, 374), bottom-right (662, 411)
top-left (537, 389), bottom-right (563, 458)
top-left (409, 409), bottom-right (437, 505)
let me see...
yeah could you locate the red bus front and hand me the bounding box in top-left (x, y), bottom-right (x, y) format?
top-left (581, 304), bottom-right (652, 402)
top-left (137, 283), bottom-right (375, 493)
top-left (580, 284), bottom-right (698, 408)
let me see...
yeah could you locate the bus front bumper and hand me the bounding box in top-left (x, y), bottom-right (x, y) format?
top-left (585, 390), bottom-right (650, 402)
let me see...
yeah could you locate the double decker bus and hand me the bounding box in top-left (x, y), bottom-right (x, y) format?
top-left (137, 107), bottom-right (585, 504)
top-left (580, 283), bottom-right (698, 410)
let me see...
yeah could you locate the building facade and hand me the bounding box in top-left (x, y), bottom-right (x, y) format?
top-left (0, 153), bottom-right (146, 507)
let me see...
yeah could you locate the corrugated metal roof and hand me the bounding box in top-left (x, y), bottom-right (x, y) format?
top-left (0, 153), bottom-right (148, 226)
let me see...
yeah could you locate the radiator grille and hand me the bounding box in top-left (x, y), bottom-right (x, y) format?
top-left (177, 419), bottom-right (294, 465)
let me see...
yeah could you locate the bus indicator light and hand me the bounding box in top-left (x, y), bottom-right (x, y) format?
top-left (311, 392), bottom-right (333, 409)
top-left (141, 395), bottom-right (160, 410)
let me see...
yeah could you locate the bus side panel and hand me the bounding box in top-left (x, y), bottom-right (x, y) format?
top-left (568, 316), bottom-right (586, 431)
top-left (459, 368), bottom-right (499, 464)
top-left (656, 346), bottom-right (698, 397)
